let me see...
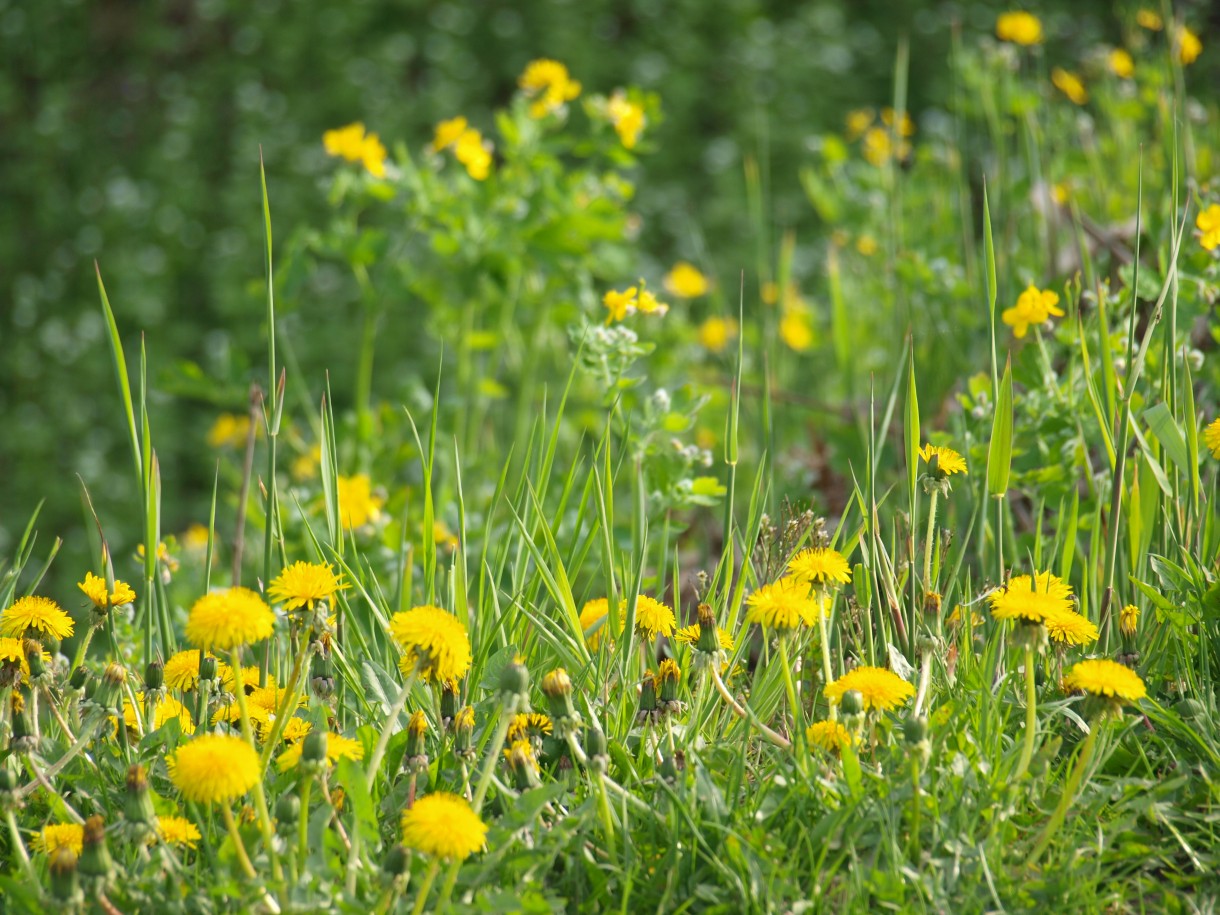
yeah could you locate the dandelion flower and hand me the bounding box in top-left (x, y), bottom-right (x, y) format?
top-left (787, 547), bottom-right (852, 587)
top-left (1043, 608), bottom-right (1099, 646)
top-left (211, 701), bottom-right (273, 736)
top-left (277, 732), bottom-right (364, 772)
top-left (154, 816), bottom-right (201, 849)
top-left (631, 595), bottom-right (676, 641)
top-left (824, 666), bottom-right (915, 713)
top-left (78, 572), bottom-right (136, 610)
top-left (1197, 205), bottom-right (1220, 252)
top-left (1136, 9), bottom-right (1162, 30)
top-left (389, 605), bottom-right (472, 684)
top-left (336, 474), bottom-right (384, 530)
top-left (281, 717), bottom-right (313, 744)
top-left (988, 577), bottom-right (1073, 624)
top-left (162, 649), bottom-right (215, 692)
top-left (1177, 26), bottom-right (1202, 65)
top-left (1005, 572), bottom-right (1073, 600)
top-left (996, 11), bottom-right (1043, 45)
top-left (664, 262), bottom-right (709, 299)
top-left (168, 734), bottom-right (260, 805)
top-left (519, 59), bottom-right (581, 118)
top-left (1062, 659), bottom-right (1146, 703)
top-left (1002, 284), bottom-right (1064, 338)
top-left (919, 443), bottom-right (967, 476)
top-left (267, 561), bottom-right (348, 612)
top-left (32, 823), bottom-right (84, 856)
top-left (746, 578), bottom-right (823, 631)
top-left (0, 596), bottom-right (74, 641)
top-left (1108, 48), bottom-right (1135, 79)
top-left (120, 693), bottom-right (195, 735)
top-left (506, 713), bottom-right (553, 743)
top-left (401, 791), bottom-right (487, 861)
top-left (207, 413), bottom-right (253, 449)
top-left (673, 623), bottom-right (735, 652)
top-left (698, 316), bottom-right (738, 353)
top-left (432, 116), bottom-right (468, 152)
top-left (607, 90), bottom-right (645, 148)
top-left (579, 598), bottom-right (618, 650)
top-left (185, 588), bottom-right (275, 651)
top-left (1120, 604), bottom-right (1140, 638)
top-left (779, 310), bottom-right (815, 351)
top-left (806, 720), bottom-right (854, 753)
top-left (1051, 68), bottom-right (1089, 105)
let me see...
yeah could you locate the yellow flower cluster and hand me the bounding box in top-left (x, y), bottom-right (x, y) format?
top-left (607, 90), bottom-right (645, 148)
top-left (603, 282), bottom-right (668, 323)
top-left (519, 59), bottom-right (581, 118)
top-left (1002, 283), bottom-right (1064, 338)
top-left (663, 262), bottom-right (709, 299)
top-left (78, 571), bottom-right (136, 611)
top-left (431, 116), bottom-right (492, 181)
top-left (322, 122), bottom-right (388, 178)
top-left (1051, 68), bottom-right (1088, 106)
top-left (336, 473), bottom-right (384, 530)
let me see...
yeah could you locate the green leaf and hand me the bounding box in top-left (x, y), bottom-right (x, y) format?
top-left (986, 356), bottom-right (1014, 497)
top-left (904, 347), bottom-right (920, 500)
top-left (1143, 402), bottom-right (1191, 478)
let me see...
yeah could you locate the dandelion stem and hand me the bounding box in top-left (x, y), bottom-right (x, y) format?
top-left (221, 801), bottom-right (257, 880)
top-left (922, 490), bottom-right (939, 590)
top-left (814, 593), bottom-right (837, 720)
top-left (1015, 644), bottom-right (1037, 779)
top-left (364, 665), bottom-right (419, 784)
top-left (259, 630), bottom-right (309, 773)
top-left (707, 664), bottom-right (791, 750)
top-left (471, 695), bottom-right (518, 813)
top-left (228, 649), bottom-right (282, 883)
top-left (777, 637), bottom-right (806, 761)
top-left (297, 774), bottom-right (312, 866)
top-left (411, 857), bottom-right (441, 915)
top-left (4, 809), bottom-right (37, 885)
top-left (1027, 720), bottom-right (1101, 866)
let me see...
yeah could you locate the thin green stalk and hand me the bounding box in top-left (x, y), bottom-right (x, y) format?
top-left (4, 809), bottom-right (37, 885)
top-left (221, 800), bottom-right (257, 881)
top-left (297, 774), bottom-right (313, 865)
top-left (777, 636), bottom-right (805, 759)
top-left (922, 490), bottom-right (939, 590)
top-left (411, 857), bottom-right (441, 915)
top-left (228, 650), bottom-right (282, 882)
top-left (1027, 721), bottom-right (1101, 865)
top-left (365, 665), bottom-right (420, 784)
top-left (708, 664), bottom-right (791, 749)
top-left (1015, 644), bottom-right (1037, 779)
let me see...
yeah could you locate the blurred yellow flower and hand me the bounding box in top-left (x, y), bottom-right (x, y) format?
top-left (1136, 9), bottom-right (1162, 31)
top-left (1177, 26), bottom-right (1202, 65)
top-left (1002, 283), bottom-right (1064, 338)
top-left (519, 59), bottom-right (581, 118)
top-left (881, 107), bottom-right (915, 137)
top-left (1108, 48), bottom-right (1135, 79)
top-left (182, 524), bottom-right (210, 551)
top-left (698, 316), bottom-right (738, 353)
top-left (664, 262), bottom-right (709, 298)
top-left (845, 108), bottom-right (874, 140)
top-left (207, 413), bottom-right (253, 449)
top-left (1196, 204), bottom-right (1220, 251)
top-left (1051, 68), bottom-right (1088, 105)
top-left (919, 443), bottom-right (967, 476)
top-left (431, 116), bottom-right (468, 153)
top-left (607, 90), bottom-right (646, 148)
top-left (1204, 418), bottom-right (1220, 458)
top-left (856, 234), bottom-right (879, 256)
top-left (825, 666), bottom-right (914, 712)
top-left (336, 474), bottom-right (384, 530)
top-left (779, 310), bottom-right (814, 352)
top-left (322, 122), bottom-right (387, 178)
top-left (454, 128), bottom-right (492, 180)
top-left (1063, 658), bottom-right (1146, 703)
top-left (996, 11), bottom-right (1043, 46)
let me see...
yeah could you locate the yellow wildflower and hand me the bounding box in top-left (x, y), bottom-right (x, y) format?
top-left (607, 90), bottom-right (645, 148)
top-left (1177, 26), bottom-right (1202, 65)
top-left (169, 734), bottom-right (261, 804)
top-left (995, 11), bottom-right (1043, 45)
top-left (663, 262), bottom-right (709, 298)
top-left (1136, 9), bottom-right (1162, 30)
top-left (0, 596), bottom-right (74, 641)
top-left (845, 108), bottom-right (874, 140)
top-left (78, 572), bottom-right (136, 611)
top-left (1120, 604), bottom-right (1140, 638)
top-left (336, 474), bottom-right (384, 530)
top-left (1051, 68), bottom-right (1089, 105)
top-left (779, 310), bottom-right (814, 351)
top-left (698, 317), bottom-right (738, 353)
top-left (519, 59), bottom-right (581, 118)
top-left (919, 443), bottom-right (968, 476)
top-left (1062, 658), bottom-right (1146, 703)
top-left (1001, 284), bottom-right (1064, 338)
top-left (401, 792), bottom-right (487, 861)
top-left (1197, 204), bottom-right (1220, 252)
top-left (1108, 48), bottom-right (1135, 79)
top-left (825, 666), bottom-right (915, 712)
top-left (454, 128), bottom-right (492, 180)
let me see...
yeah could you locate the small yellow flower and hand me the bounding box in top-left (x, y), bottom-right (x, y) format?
top-left (825, 666), bottom-right (915, 712)
top-left (322, 122), bottom-right (387, 178)
top-left (636, 288), bottom-right (668, 315)
top-left (664, 262), bottom-right (709, 299)
top-left (1136, 9), bottom-right (1162, 31)
top-left (281, 717), bottom-right (313, 743)
top-left (989, 573), bottom-right (1074, 624)
top-left (154, 816), bottom-right (201, 849)
top-left (1042, 608), bottom-right (1099, 646)
top-left (291, 444), bottom-right (322, 482)
top-left (1108, 48), bottom-right (1135, 79)
top-left (389, 605), bottom-right (473, 684)
top-left (1120, 604), bottom-right (1140, 638)
top-left (1051, 68), bottom-right (1089, 105)
top-left (360, 132), bottom-right (387, 178)
top-left (1062, 658), bottom-right (1146, 703)
top-left (1177, 26), bottom-right (1202, 65)
top-left (787, 547), bottom-right (852, 587)
top-left (806, 720), bottom-right (854, 753)
top-left (844, 108), bottom-right (874, 140)
top-left (506, 712), bottom-right (553, 743)
top-left (432, 116), bottom-right (468, 152)
top-left (207, 413), bottom-right (253, 449)
top-left (856, 234), bottom-right (879, 257)
top-left (519, 59), bottom-right (581, 118)
top-left (919, 443), bottom-right (968, 476)
top-left (336, 474), bottom-right (384, 530)
top-left (119, 693), bottom-right (195, 736)
top-left (861, 126), bottom-right (898, 167)
top-left (1196, 204), bottom-right (1220, 252)
top-left (697, 317), bottom-right (738, 353)
top-left (880, 107), bottom-right (915, 138)
top-left (168, 734), bottom-right (261, 805)
top-left (185, 587), bottom-right (275, 651)
top-left (746, 578), bottom-right (824, 631)
top-left (607, 90), bottom-right (645, 148)
top-left (32, 823), bottom-right (84, 856)
top-left (182, 524), bottom-right (211, 551)
top-left (603, 283), bottom-right (667, 323)
top-left (136, 541), bottom-right (179, 573)
top-left (632, 595), bottom-right (676, 641)
top-left (996, 11), bottom-right (1043, 46)
top-left (267, 561), bottom-right (349, 612)
top-left (778, 310), bottom-right (814, 352)
top-left (673, 623), bottom-right (735, 653)
top-left (401, 791), bottom-right (487, 861)
top-left (579, 598), bottom-right (617, 650)
top-left (454, 128), bottom-right (492, 180)
top-left (78, 572), bottom-right (136, 611)
top-left (1205, 418), bottom-right (1220, 458)
top-left (277, 732), bottom-right (364, 772)
top-left (1001, 284), bottom-right (1064, 338)
top-left (0, 596), bottom-right (74, 641)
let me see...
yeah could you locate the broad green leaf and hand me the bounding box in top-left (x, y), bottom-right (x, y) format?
top-left (986, 357), bottom-right (1013, 497)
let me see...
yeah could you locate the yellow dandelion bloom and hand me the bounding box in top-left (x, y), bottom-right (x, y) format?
top-left (579, 598), bottom-right (618, 650)
top-left (168, 734), bottom-right (261, 805)
top-left (432, 116), bottom-right (468, 152)
top-left (248, 684), bottom-right (303, 717)
top-left (632, 595), bottom-right (676, 641)
top-left (746, 578), bottom-right (823, 631)
top-left (845, 108), bottom-right (874, 140)
top-left (389, 605), bottom-right (472, 684)
top-left (824, 666), bottom-right (915, 712)
top-left (787, 547), bottom-right (852, 587)
top-left (989, 573), bottom-right (1074, 624)
top-left (1042, 608), bottom-right (1099, 646)
top-left (778, 310), bottom-right (814, 351)
top-left (1177, 26), bottom-right (1202, 65)
top-left (401, 791), bottom-right (487, 861)
top-left (211, 700), bottom-right (273, 736)
top-left (207, 413), bottom-right (253, 449)
top-left (1120, 604), bottom-right (1140, 638)
top-left (1001, 284), bottom-right (1064, 339)
top-left (454, 128), bottom-right (492, 181)
top-left (154, 816), bottom-right (201, 849)
top-left (673, 623), bottom-right (736, 653)
top-left (1051, 68), bottom-right (1089, 105)
top-left (1006, 572), bottom-right (1073, 600)
top-left (1062, 658), bottom-right (1146, 703)
top-left (120, 693), bottom-right (195, 735)
top-left (1204, 418), bottom-right (1220, 458)
top-left (281, 717), bottom-right (313, 743)
top-left (32, 823), bottom-right (84, 856)
top-left (162, 649), bottom-right (214, 692)
top-left (1108, 48), bottom-right (1135, 79)
top-left (607, 90), bottom-right (645, 148)
top-left (1197, 205), bottom-right (1220, 252)
top-left (697, 317), bottom-right (738, 353)
top-left (996, 11), bottom-right (1043, 45)
top-left (78, 571), bottom-right (135, 609)
top-left (0, 595), bottom-right (74, 641)
top-left (267, 561), bottom-right (348, 612)
top-left (664, 262), bottom-right (709, 299)
top-left (519, 59), bottom-right (581, 118)
top-left (185, 587), bottom-right (274, 651)
top-left (919, 443), bottom-right (967, 476)
top-left (506, 713), bottom-right (553, 743)
top-left (806, 720), bottom-right (854, 753)
top-left (336, 474), bottom-right (384, 530)
top-left (1136, 9), bottom-right (1162, 30)
top-left (277, 732), bottom-right (364, 772)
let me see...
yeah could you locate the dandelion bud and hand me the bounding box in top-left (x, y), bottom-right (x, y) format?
top-left (21, 639), bottom-right (46, 681)
top-left (198, 655), bottom-right (218, 684)
top-left (658, 749), bottom-right (684, 781)
top-left (383, 843), bottom-right (410, 879)
top-left (440, 679), bottom-right (460, 723)
top-left (903, 715), bottom-right (928, 745)
top-left (69, 665), bottom-right (91, 691)
top-left (302, 731), bottom-right (328, 774)
top-left (636, 670), bottom-right (658, 724)
top-left (309, 651), bottom-right (335, 700)
top-left (144, 659), bottom-right (164, 692)
top-left (696, 603), bottom-right (719, 654)
top-left (656, 659), bottom-right (682, 711)
top-left (95, 662), bottom-right (127, 711)
top-left (124, 765), bottom-right (156, 828)
top-left (78, 815), bottom-right (115, 882)
top-left (453, 706), bottom-right (475, 758)
top-left (922, 592), bottom-right (941, 617)
top-left (505, 739), bottom-right (540, 791)
top-left (499, 656), bottom-right (530, 700)
top-left (0, 766), bottom-right (18, 793)
top-left (541, 668), bottom-right (576, 720)
top-left (840, 689), bottom-right (865, 717)
top-left (275, 793), bottom-right (300, 828)
top-left (584, 726), bottom-right (609, 773)
top-left (405, 710), bottom-right (428, 771)
top-left (48, 846), bottom-right (81, 904)
top-left (10, 693), bottom-right (34, 754)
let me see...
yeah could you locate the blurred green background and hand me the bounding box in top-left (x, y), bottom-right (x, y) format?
top-left (0, 0), bottom-right (1181, 580)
